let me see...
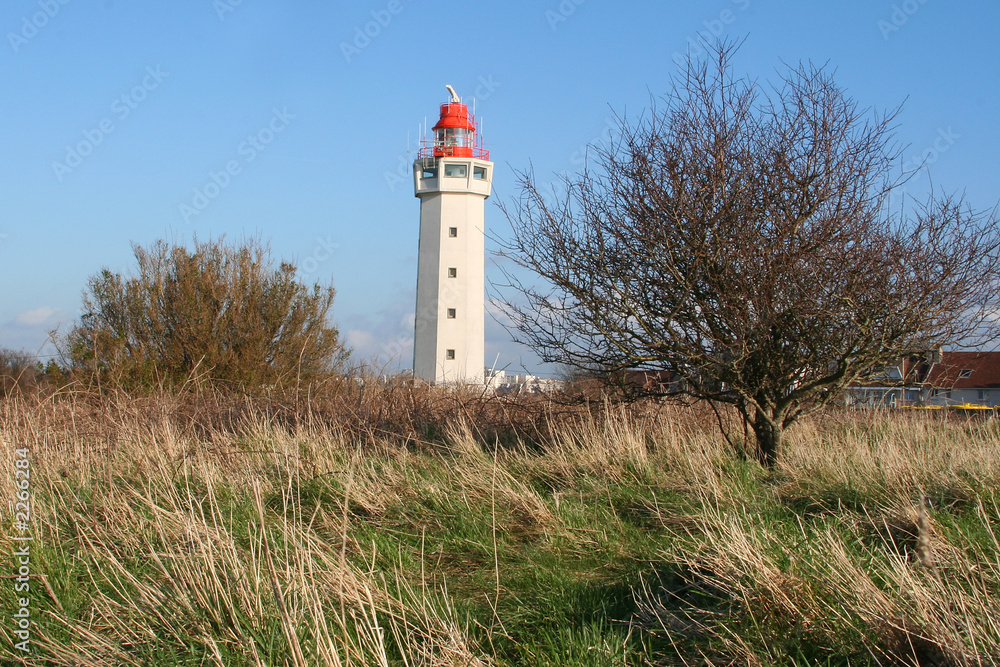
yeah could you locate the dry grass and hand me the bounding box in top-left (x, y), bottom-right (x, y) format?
top-left (638, 410), bottom-right (1000, 666)
top-left (2, 387), bottom-right (999, 665)
top-left (1, 389), bottom-right (493, 666)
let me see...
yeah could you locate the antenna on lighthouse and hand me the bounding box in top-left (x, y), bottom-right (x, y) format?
top-left (446, 84), bottom-right (460, 103)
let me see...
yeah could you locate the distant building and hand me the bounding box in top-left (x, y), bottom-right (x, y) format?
top-left (919, 351), bottom-right (1000, 407)
top-left (845, 351), bottom-right (1000, 408)
top-left (486, 370), bottom-right (563, 395)
top-left (843, 355), bottom-right (926, 408)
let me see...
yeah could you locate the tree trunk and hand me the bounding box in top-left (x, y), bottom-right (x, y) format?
top-left (750, 410), bottom-right (783, 469)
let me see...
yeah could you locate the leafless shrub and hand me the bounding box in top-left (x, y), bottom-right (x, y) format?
top-left (496, 42), bottom-right (1000, 467)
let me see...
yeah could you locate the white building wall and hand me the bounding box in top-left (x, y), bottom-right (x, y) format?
top-left (413, 157), bottom-right (492, 384)
top-left (924, 387), bottom-right (1000, 407)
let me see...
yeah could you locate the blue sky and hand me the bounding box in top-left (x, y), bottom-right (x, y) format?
top-left (2, 0), bottom-right (998, 375)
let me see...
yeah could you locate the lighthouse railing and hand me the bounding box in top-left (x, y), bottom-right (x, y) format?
top-left (418, 139), bottom-right (490, 161)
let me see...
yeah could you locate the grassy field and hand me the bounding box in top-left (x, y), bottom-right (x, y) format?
top-left (2, 385), bottom-right (999, 666)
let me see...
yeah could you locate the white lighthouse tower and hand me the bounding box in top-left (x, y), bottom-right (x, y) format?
top-left (412, 86), bottom-right (493, 384)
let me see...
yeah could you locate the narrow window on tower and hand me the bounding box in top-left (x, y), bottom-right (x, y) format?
top-left (446, 349), bottom-right (455, 360)
top-left (448, 267), bottom-right (457, 278)
top-left (448, 227), bottom-right (458, 237)
top-left (447, 308), bottom-right (456, 319)
top-left (474, 166), bottom-right (488, 180)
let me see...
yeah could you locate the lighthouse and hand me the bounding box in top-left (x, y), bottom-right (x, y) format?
top-left (412, 86), bottom-right (493, 384)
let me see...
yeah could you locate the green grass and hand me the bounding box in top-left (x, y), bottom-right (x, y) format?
top-left (3, 396), bottom-right (1000, 665)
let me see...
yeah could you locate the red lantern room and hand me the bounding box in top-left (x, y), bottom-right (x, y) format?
top-left (419, 85), bottom-right (490, 160)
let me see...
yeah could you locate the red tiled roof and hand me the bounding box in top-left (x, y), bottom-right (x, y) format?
top-left (923, 352), bottom-right (1000, 389)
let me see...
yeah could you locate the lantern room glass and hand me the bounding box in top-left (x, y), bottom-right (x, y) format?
top-left (436, 127), bottom-right (472, 150)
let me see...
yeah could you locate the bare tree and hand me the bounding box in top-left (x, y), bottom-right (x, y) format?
top-left (0, 348), bottom-right (38, 396)
top-left (497, 45), bottom-right (1000, 467)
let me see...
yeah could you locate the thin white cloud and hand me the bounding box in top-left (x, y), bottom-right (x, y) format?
top-left (14, 306), bottom-right (59, 326)
top-left (345, 329), bottom-right (376, 350)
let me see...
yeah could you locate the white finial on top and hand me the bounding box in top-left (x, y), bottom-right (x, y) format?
top-left (445, 84), bottom-right (460, 103)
